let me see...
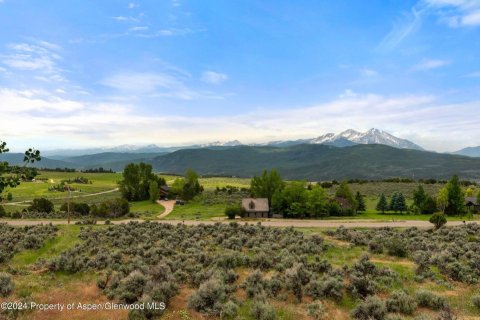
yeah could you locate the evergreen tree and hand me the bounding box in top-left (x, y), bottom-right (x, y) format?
top-left (395, 193), bottom-right (407, 214)
top-left (413, 185), bottom-right (427, 213)
top-left (355, 191), bottom-right (366, 212)
top-left (376, 193), bottom-right (388, 214)
top-left (445, 175), bottom-right (466, 216)
top-left (390, 192), bottom-right (399, 212)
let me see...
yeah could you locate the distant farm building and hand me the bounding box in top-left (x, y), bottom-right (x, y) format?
top-left (465, 197), bottom-right (480, 213)
top-left (242, 198), bottom-right (269, 218)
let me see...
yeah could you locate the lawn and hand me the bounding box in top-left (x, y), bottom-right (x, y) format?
top-left (130, 200), bottom-right (165, 218)
top-left (3, 171), bottom-right (121, 203)
top-left (165, 202), bottom-right (226, 220)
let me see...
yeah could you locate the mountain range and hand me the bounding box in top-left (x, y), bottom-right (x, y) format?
top-left (41, 128), bottom-right (424, 158)
top-left (148, 144), bottom-right (480, 180)
top-left (453, 146), bottom-right (480, 158)
top-left (2, 128), bottom-right (480, 180)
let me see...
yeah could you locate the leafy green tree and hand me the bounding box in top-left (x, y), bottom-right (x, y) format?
top-left (429, 213), bottom-right (447, 229)
top-left (413, 185), bottom-right (427, 212)
top-left (437, 186), bottom-right (448, 213)
top-left (170, 178), bottom-right (185, 196)
top-left (119, 163), bottom-right (161, 201)
top-left (182, 169), bottom-right (202, 201)
top-left (0, 141), bottom-right (41, 199)
top-left (29, 198), bottom-right (54, 213)
top-left (445, 175), bottom-right (466, 216)
top-left (149, 181), bottom-right (160, 203)
top-left (355, 192), bottom-right (366, 212)
top-left (465, 187), bottom-right (474, 197)
top-left (272, 181), bottom-right (308, 218)
top-left (335, 181), bottom-right (357, 212)
top-left (307, 185), bottom-right (328, 218)
top-left (251, 169), bottom-right (285, 206)
top-left (6, 193), bottom-right (13, 201)
top-left (376, 193), bottom-right (388, 214)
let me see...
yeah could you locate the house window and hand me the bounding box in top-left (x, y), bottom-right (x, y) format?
top-left (249, 201), bottom-right (255, 210)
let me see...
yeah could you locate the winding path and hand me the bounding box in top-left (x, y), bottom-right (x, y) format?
top-left (156, 200), bottom-right (176, 219)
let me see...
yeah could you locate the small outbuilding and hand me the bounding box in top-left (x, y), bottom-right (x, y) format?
top-left (465, 197), bottom-right (480, 213)
top-left (241, 198), bottom-right (269, 218)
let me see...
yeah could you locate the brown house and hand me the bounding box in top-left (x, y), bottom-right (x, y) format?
top-left (159, 185), bottom-right (170, 199)
top-left (465, 197), bottom-right (480, 213)
top-left (241, 198), bottom-right (269, 218)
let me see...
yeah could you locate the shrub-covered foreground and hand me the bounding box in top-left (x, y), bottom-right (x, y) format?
top-left (0, 223), bottom-right (58, 263)
top-left (34, 222), bottom-right (475, 319)
top-left (330, 223), bottom-right (480, 284)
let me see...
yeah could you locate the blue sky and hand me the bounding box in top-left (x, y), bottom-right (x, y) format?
top-left (0, 0), bottom-right (479, 152)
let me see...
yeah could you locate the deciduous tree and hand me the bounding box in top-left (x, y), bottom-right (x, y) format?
top-left (445, 175), bottom-right (466, 216)
top-left (251, 169), bottom-right (284, 206)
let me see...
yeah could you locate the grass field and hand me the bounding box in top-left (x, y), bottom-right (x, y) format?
top-left (1, 172), bottom-right (478, 222)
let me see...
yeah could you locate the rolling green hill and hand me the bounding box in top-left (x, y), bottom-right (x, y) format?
top-left (151, 144), bottom-right (480, 180)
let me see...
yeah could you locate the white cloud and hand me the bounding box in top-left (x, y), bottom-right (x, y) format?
top-left (361, 68), bottom-right (378, 77)
top-left (128, 3), bottom-right (138, 9)
top-left (112, 16), bottom-right (139, 22)
top-left (1, 88), bottom-right (479, 152)
top-left (0, 41), bottom-right (66, 82)
top-left (377, 7), bottom-right (424, 52)
top-left (129, 26), bottom-right (149, 32)
top-left (201, 71), bottom-right (228, 84)
top-left (464, 70), bottom-right (480, 77)
top-left (412, 59), bottom-right (450, 70)
top-left (424, 0), bottom-right (480, 27)
top-left (101, 71), bottom-right (223, 100)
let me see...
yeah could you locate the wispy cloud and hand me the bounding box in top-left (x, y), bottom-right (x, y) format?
top-left (361, 68), bottom-right (378, 77)
top-left (412, 59), bottom-right (451, 70)
top-left (0, 40), bottom-right (66, 83)
top-left (101, 71), bottom-right (223, 100)
top-left (128, 3), bottom-right (138, 9)
top-left (464, 70), bottom-right (480, 77)
top-left (423, 0), bottom-right (480, 27)
top-left (201, 71), bottom-right (228, 84)
top-left (112, 16), bottom-right (139, 22)
top-left (377, 7), bottom-right (424, 52)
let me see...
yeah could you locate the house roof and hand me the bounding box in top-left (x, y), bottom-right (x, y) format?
top-left (465, 197), bottom-right (479, 205)
top-left (241, 198), bottom-right (269, 212)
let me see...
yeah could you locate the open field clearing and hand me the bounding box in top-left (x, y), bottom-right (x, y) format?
top-left (1, 222), bottom-right (480, 319)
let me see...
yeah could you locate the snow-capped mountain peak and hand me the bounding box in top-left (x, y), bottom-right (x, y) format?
top-left (200, 140), bottom-right (243, 147)
top-left (305, 128), bottom-right (423, 150)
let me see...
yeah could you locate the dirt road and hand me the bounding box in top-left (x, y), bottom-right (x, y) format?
top-left (156, 200), bottom-right (176, 218)
top-left (1, 218), bottom-right (476, 228)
